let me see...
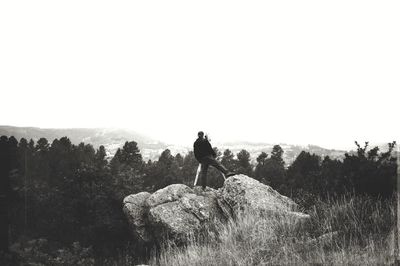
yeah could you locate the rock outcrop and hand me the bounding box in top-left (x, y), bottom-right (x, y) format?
top-left (220, 175), bottom-right (310, 224)
top-left (123, 174), bottom-right (310, 245)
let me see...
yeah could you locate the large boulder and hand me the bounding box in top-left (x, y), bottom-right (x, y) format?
top-left (220, 174), bottom-right (310, 224)
top-left (123, 192), bottom-right (152, 243)
top-left (146, 184), bottom-right (193, 208)
top-left (147, 185), bottom-right (223, 243)
top-left (123, 174), bottom-right (310, 245)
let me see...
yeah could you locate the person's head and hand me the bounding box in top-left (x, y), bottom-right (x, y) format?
top-left (197, 131), bottom-right (204, 139)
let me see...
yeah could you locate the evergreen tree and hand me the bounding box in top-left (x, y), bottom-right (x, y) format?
top-left (118, 141), bottom-right (143, 168)
top-left (287, 151), bottom-right (322, 194)
top-left (254, 152), bottom-right (268, 181)
top-left (271, 145), bottom-right (284, 167)
top-left (95, 145), bottom-right (107, 169)
top-left (255, 148), bottom-right (286, 190)
top-left (0, 136), bottom-right (11, 252)
top-left (321, 156), bottom-right (345, 195)
top-left (221, 149), bottom-right (236, 172)
top-left (179, 152), bottom-right (198, 186)
top-left (175, 153), bottom-right (184, 168)
top-left (342, 141), bottom-right (396, 197)
top-left (109, 141), bottom-right (145, 197)
top-left (157, 149), bottom-right (178, 188)
top-left (236, 149), bottom-right (253, 176)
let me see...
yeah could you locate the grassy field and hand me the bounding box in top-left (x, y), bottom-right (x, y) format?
top-left (148, 194), bottom-right (396, 266)
top-left (4, 194), bottom-right (395, 265)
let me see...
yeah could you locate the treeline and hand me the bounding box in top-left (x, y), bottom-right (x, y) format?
top-left (0, 136), bottom-right (397, 260)
top-left (255, 142), bottom-right (397, 198)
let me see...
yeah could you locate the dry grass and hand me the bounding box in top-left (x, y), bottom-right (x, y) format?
top-left (149, 194), bottom-right (396, 266)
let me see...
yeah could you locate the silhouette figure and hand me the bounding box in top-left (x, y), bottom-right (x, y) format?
top-left (193, 131), bottom-right (234, 189)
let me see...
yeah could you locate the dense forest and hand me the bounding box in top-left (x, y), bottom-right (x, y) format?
top-left (0, 136), bottom-right (397, 265)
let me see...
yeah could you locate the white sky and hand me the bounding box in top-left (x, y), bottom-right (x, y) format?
top-left (0, 1), bottom-right (399, 150)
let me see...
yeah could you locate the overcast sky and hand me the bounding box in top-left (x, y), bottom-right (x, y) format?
top-left (0, 1), bottom-right (399, 150)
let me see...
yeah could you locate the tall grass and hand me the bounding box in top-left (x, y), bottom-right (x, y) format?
top-left (149, 194), bottom-right (396, 265)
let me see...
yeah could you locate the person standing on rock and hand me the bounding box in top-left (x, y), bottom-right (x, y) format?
top-left (193, 131), bottom-right (235, 190)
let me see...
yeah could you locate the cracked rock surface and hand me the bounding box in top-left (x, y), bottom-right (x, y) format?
top-left (123, 174), bottom-right (310, 245)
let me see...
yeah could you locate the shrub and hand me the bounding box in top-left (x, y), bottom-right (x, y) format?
top-left (149, 193), bottom-right (395, 265)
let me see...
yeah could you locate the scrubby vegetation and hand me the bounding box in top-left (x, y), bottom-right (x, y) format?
top-left (0, 135), bottom-right (397, 265)
top-left (151, 194), bottom-right (395, 266)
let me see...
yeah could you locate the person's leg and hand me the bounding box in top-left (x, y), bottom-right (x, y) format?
top-left (207, 157), bottom-right (229, 175)
top-left (200, 163), bottom-right (209, 189)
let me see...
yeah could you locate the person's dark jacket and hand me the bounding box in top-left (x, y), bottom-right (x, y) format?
top-left (193, 138), bottom-right (216, 162)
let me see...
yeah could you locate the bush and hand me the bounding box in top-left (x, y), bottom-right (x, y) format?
top-left (149, 193), bottom-right (395, 265)
top-left (10, 239), bottom-right (94, 266)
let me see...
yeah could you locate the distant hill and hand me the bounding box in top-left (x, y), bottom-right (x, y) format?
top-left (4, 126), bottom-right (386, 165)
top-left (0, 126), bottom-right (168, 160)
top-left (213, 142), bottom-right (346, 165)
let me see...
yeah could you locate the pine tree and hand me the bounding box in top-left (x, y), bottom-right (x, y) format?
top-left (236, 149), bottom-right (253, 176)
top-left (221, 149), bottom-right (236, 172)
top-left (0, 136), bottom-right (10, 252)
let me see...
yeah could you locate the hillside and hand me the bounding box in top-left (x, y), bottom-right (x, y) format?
top-left (0, 126), bottom-right (348, 163)
top-left (0, 126), bottom-right (167, 159)
top-left (214, 141), bottom-right (346, 165)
